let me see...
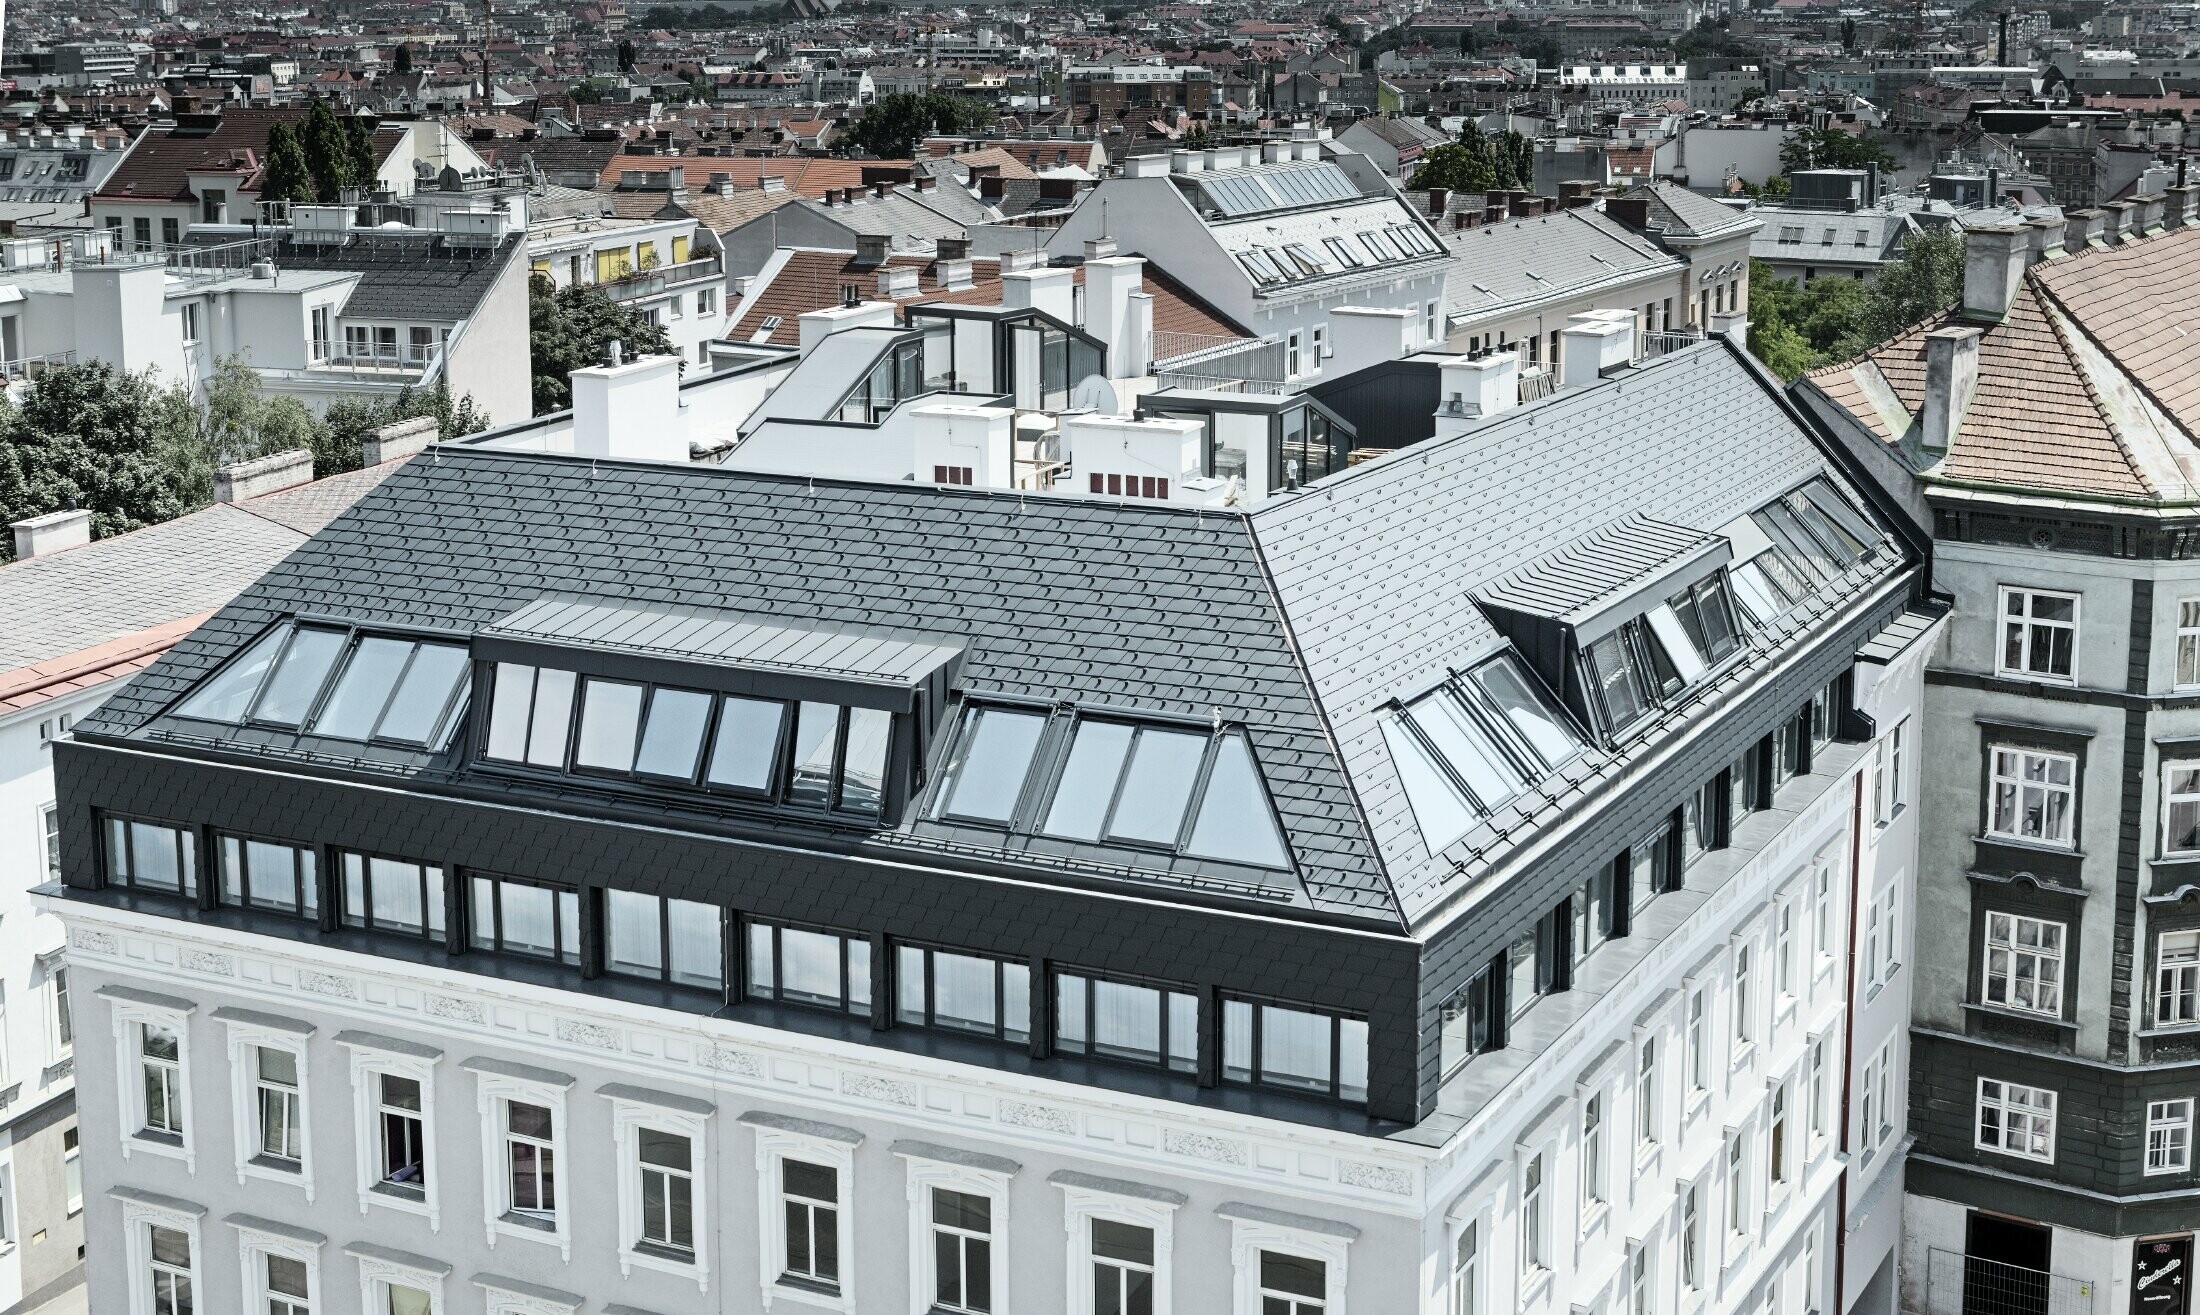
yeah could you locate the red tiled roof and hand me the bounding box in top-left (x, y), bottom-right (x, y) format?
top-left (594, 153), bottom-right (905, 198)
top-left (94, 107), bottom-right (311, 203)
top-left (0, 612), bottom-right (208, 716)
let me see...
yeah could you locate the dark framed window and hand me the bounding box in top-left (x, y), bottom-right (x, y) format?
top-left (1506, 924), bottom-right (1540, 1021)
top-left (1571, 869), bottom-right (1614, 965)
top-left (1037, 720), bottom-right (1291, 869)
top-left (1627, 819), bottom-right (1675, 915)
top-left (1683, 780), bottom-right (1719, 864)
top-left (484, 662), bottom-right (895, 819)
top-left (217, 834), bottom-right (318, 916)
top-left (1582, 629), bottom-right (1653, 733)
top-left (606, 889), bottom-right (724, 989)
top-left (469, 875), bottom-right (580, 965)
top-left (1440, 955), bottom-right (1502, 1076)
top-left (895, 944), bottom-right (1030, 1043)
top-left (1221, 996), bottom-right (1368, 1103)
top-left (103, 817), bottom-right (197, 897)
top-left (745, 920), bottom-right (870, 1015)
top-left (1051, 969), bottom-right (1197, 1073)
top-left (171, 623), bottom-right (469, 747)
top-left (1728, 746), bottom-right (1760, 829)
top-left (1809, 678), bottom-right (1839, 749)
top-left (339, 851), bottom-right (446, 939)
top-left (1670, 573), bottom-right (1745, 665)
top-left (931, 705), bottom-right (1050, 825)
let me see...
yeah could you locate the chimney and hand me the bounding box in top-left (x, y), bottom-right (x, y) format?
top-left (1604, 195), bottom-right (1651, 229)
top-left (1962, 224), bottom-right (2029, 320)
top-left (998, 248), bottom-right (1043, 274)
top-left (570, 354), bottom-right (685, 462)
top-left (214, 449), bottom-right (315, 502)
top-left (9, 508), bottom-right (90, 560)
top-left (2136, 193), bottom-right (2168, 235)
top-left (910, 403), bottom-right (1016, 486)
top-left (2102, 200), bottom-right (2137, 244)
top-left (1559, 311), bottom-right (1634, 390)
top-left (1084, 237), bottom-right (1118, 261)
top-left (934, 258), bottom-right (974, 290)
top-left (2025, 214), bottom-right (2067, 261)
top-left (1085, 254), bottom-right (1148, 378)
top-left (2168, 183), bottom-right (2200, 229)
top-left (360, 416), bottom-right (438, 465)
top-left (936, 236), bottom-right (971, 261)
top-left (1920, 326), bottom-right (1981, 454)
top-left (797, 300), bottom-right (897, 357)
top-left (876, 264), bottom-right (920, 299)
top-left (1434, 351), bottom-right (1519, 436)
top-left (2067, 208), bottom-right (2108, 247)
top-left (1002, 266), bottom-right (1076, 322)
top-left (1427, 187), bottom-right (1450, 216)
top-left (853, 234), bottom-right (892, 266)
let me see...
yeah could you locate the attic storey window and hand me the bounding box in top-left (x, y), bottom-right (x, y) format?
top-left (1032, 719), bottom-right (1292, 869)
top-left (171, 622), bottom-right (469, 747)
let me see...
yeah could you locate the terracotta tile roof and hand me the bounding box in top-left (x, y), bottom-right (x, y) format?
top-left (1802, 226), bottom-right (2200, 503)
top-left (0, 612), bottom-right (207, 716)
top-left (593, 153), bottom-right (906, 199)
top-left (94, 107), bottom-right (310, 203)
top-left (729, 249), bottom-right (1248, 348)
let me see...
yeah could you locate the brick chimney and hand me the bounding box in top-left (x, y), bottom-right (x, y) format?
top-left (1604, 196), bottom-right (1652, 229)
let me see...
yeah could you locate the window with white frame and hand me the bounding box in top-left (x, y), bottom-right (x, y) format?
top-left (1060, 1181), bottom-right (1178, 1315)
top-left (1998, 588), bottom-right (2077, 681)
top-left (1987, 747), bottom-right (2076, 847)
top-left (1228, 1211), bottom-right (1350, 1315)
top-left (1976, 1078), bottom-right (2056, 1162)
top-left (1732, 942), bottom-right (1754, 1047)
top-left (1580, 1093), bottom-right (1606, 1221)
top-left (903, 1150), bottom-right (1010, 1314)
top-left (1724, 1133), bottom-right (1749, 1238)
top-left (108, 993), bottom-right (194, 1166)
top-left (1982, 912), bottom-right (2064, 1016)
top-left (62, 1127), bottom-right (79, 1215)
top-left (612, 1090), bottom-right (712, 1289)
top-left (747, 1113), bottom-right (853, 1308)
top-left (1873, 720), bottom-right (1907, 824)
top-left (1776, 901), bottom-right (1797, 1001)
top-left (1635, 1037), bottom-right (1659, 1152)
top-left (1630, 1242), bottom-right (1654, 1315)
top-left (1519, 1153), bottom-right (1545, 1274)
top-left (2160, 930), bottom-right (2200, 1027)
top-left (343, 1039), bottom-right (438, 1225)
top-left (1871, 1039), bottom-right (1895, 1148)
top-left (117, 1194), bottom-right (201, 1315)
top-left (2179, 599), bottom-right (2200, 689)
top-left (468, 1061), bottom-right (572, 1253)
top-left (1806, 1037), bottom-right (1828, 1149)
top-left (1680, 1180), bottom-right (1702, 1291)
top-left (1868, 881), bottom-right (1901, 989)
top-left (1686, 987), bottom-right (1707, 1095)
top-left (348, 1244), bottom-right (443, 1315)
top-left (39, 802), bottom-right (58, 883)
top-left (147, 1223), bottom-right (194, 1315)
top-left (0, 1165), bottom-right (14, 1246)
top-left (2168, 764), bottom-right (2200, 855)
top-left (223, 1014), bottom-right (312, 1193)
top-left (1450, 1218), bottom-right (1478, 1315)
top-left (236, 1223), bottom-right (319, 1315)
top-left (2146, 1099), bottom-right (2192, 1175)
top-left (1812, 860), bottom-right (1834, 961)
top-left (49, 966), bottom-right (70, 1058)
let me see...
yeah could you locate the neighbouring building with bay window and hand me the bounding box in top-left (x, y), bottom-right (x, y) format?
top-left (43, 324), bottom-right (1930, 1315)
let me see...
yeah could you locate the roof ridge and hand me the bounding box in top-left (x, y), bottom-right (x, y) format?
top-left (2027, 280), bottom-right (2163, 496)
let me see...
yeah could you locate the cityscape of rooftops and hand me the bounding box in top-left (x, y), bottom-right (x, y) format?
top-left (1, 2), bottom-right (2198, 1314)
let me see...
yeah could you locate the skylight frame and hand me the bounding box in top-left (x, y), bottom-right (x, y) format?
top-left (166, 619), bottom-right (472, 751)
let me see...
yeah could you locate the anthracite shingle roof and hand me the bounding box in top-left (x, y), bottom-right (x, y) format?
top-left (227, 232), bottom-right (522, 322)
top-left (78, 340), bottom-right (1910, 933)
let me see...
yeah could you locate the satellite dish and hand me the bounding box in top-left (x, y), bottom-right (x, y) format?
top-left (1069, 374), bottom-right (1122, 416)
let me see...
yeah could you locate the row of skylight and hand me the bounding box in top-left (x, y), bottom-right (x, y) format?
top-left (1236, 226), bottom-right (1441, 286)
top-left (929, 706), bottom-right (1292, 871)
top-left (171, 624), bottom-right (472, 749)
top-left (1197, 162), bottom-right (1363, 217)
top-left (1381, 653), bottom-right (1586, 853)
top-left (482, 663), bottom-right (893, 817)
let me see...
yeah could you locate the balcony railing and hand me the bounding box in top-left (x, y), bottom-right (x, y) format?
top-left (1634, 328), bottom-right (1704, 364)
top-left (1922, 1248), bottom-right (2098, 1315)
top-left (1153, 333), bottom-right (1288, 394)
top-left (0, 350), bottom-right (74, 382)
top-left (310, 339), bottom-right (443, 376)
top-left (1517, 365), bottom-right (1558, 403)
top-left (598, 255), bottom-right (724, 300)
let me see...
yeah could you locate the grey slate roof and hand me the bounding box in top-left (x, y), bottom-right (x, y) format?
top-left (77, 342), bottom-right (1906, 932)
top-left (484, 596), bottom-right (965, 687)
top-left (1441, 206), bottom-right (1680, 319)
top-left (1624, 181), bottom-right (1762, 239)
top-left (1477, 515), bottom-right (1724, 627)
top-left (221, 232), bottom-right (523, 322)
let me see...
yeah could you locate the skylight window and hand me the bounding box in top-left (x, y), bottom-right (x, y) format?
top-left (1323, 236), bottom-right (1364, 267)
top-left (1237, 249), bottom-right (1284, 284)
top-left (170, 623), bottom-right (470, 748)
top-left (935, 709), bottom-right (1292, 870)
top-left (482, 664), bottom-right (896, 818)
top-left (1360, 229), bottom-right (1402, 261)
top-left (933, 705), bottom-right (1048, 824)
top-left (1283, 242), bottom-right (1331, 275)
top-left (1382, 653), bottom-right (1585, 853)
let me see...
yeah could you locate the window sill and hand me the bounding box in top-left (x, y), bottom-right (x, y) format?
top-left (1519, 1267), bottom-right (1554, 1307)
top-left (1977, 833), bottom-right (2083, 859)
top-left (2138, 1023), bottom-right (2200, 1039)
top-left (1580, 1199), bottom-right (1611, 1237)
top-left (1730, 1041), bottom-right (1757, 1072)
top-left (1964, 1001), bottom-right (2077, 1031)
top-left (497, 1208), bottom-right (557, 1234)
top-left (247, 1153), bottom-right (302, 1174)
top-left (1991, 668), bottom-right (2077, 688)
top-left (129, 1130), bottom-right (190, 1165)
top-left (366, 1181), bottom-right (430, 1216)
top-left (775, 1275), bottom-right (851, 1312)
top-left (621, 1242), bottom-right (705, 1287)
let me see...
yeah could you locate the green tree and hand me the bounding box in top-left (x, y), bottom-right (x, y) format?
top-left (393, 42), bottom-right (414, 74)
top-left (260, 122), bottom-right (317, 204)
top-left (1840, 17), bottom-right (1858, 50)
top-left (0, 363), bottom-right (202, 553)
top-left (1851, 228), bottom-right (1964, 344)
top-left (617, 38), bottom-right (637, 71)
top-left (528, 275), bottom-right (676, 415)
top-left (301, 98), bottom-right (355, 202)
top-left (200, 356), bottom-right (322, 474)
top-left (843, 92), bottom-right (996, 159)
top-left (1778, 125), bottom-right (1896, 173)
top-left (317, 384), bottom-right (487, 473)
top-left (1410, 142), bottom-right (1497, 191)
top-left (343, 117), bottom-right (379, 195)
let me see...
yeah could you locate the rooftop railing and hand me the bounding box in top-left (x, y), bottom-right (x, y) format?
top-left (599, 255), bottom-right (724, 300)
top-left (1634, 328), bottom-right (1704, 364)
top-left (1153, 332), bottom-right (1288, 393)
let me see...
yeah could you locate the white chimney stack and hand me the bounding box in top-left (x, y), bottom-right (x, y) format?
top-left (1002, 266), bottom-right (1075, 323)
top-left (10, 508), bottom-right (90, 560)
top-left (909, 403), bottom-right (1015, 487)
top-left (1559, 312), bottom-right (1634, 391)
top-left (1083, 255), bottom-right (1147, 381)
top-left (1326, 305), bottom-right (1416, 378)
top-left (1920, 326), bottom-right (1981, 455)
top-left (1961, 223), bottom-right (2029, 321)
top-left (570, 354), bottom-right (686, 462)
top-left (1434, 352), bottom-right (1520, 437)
